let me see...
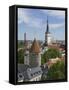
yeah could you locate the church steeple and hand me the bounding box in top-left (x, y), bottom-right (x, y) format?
top-left (45, 16), bottom-right (52, 46)
top-left (46, 16), bottom-right (49, 34)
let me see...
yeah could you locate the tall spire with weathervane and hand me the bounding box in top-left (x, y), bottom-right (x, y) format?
top-left (46, 16), bottom-right (49, 33)
top-left (45, 16), bottom-right (52, 46)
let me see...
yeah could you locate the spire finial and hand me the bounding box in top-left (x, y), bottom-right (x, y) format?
top-left (47, 16), bottom-right (48, 24)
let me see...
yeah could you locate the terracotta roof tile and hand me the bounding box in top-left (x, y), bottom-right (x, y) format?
top-left (30, 39), bottom-right (40, 53)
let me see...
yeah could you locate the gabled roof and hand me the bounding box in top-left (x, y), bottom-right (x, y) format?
top-left (18, 64), bottom-right (42, 80)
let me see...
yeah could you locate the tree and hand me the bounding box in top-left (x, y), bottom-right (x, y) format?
top-left (18, 49), bottom-right (24, 64)
top-left (47, 61), bottom-right (65, 80)
top-left (41, 48), bottom-right (61, 65)
top-left (18, 41), bottom-right (24, 48)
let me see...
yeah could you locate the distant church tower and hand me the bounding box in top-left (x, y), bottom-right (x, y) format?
top-left (24, 33), bottom-right (26, 43)
top-left (24, 33), bottom-right (29, 65)
top-left (30, 38), bottom-right (41, 67)
top-left (45, 17), bottom-right (52, 46)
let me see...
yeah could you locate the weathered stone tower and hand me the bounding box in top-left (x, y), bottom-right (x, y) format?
top-left (24, 48), bottom-right (29, 65)
top-left (30, 38), bottom-right (41, 67)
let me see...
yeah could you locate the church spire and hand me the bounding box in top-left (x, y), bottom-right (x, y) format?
top-left (46, 16), bottom-right (49, 33)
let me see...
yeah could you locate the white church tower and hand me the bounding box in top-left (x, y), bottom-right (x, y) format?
top-left (45, 17), bottom-right (52, 46)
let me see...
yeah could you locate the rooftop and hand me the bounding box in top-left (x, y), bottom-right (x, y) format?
top-left (30, 38), bottom-right (40, 53)
top-left (18, 64), bottom-right (42, 81)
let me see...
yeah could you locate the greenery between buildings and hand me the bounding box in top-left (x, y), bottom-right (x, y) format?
top-left (41, 60), bottom-right (65, 80)
top-left (47, 61), bottom-right (65, 80)
top-left (41, 48), bottom-right (61, 65)
top-left (18, 49), bottom-right (24, 64)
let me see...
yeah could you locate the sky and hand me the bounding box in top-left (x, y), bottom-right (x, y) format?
top-left (18, 8), bottom-right (65, 41)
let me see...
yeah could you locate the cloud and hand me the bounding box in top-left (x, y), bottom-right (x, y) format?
top-left (49, 23), bottom-right (65, 30)
top-left (41, 10), bottom-right (65, 18)
top-left (18, 8), bottom-right (29, 24)
top-left (18, 8), bottom-right (65, 30)
top-left (18, 8), bottom-right (42, 28)
top-left (42, 22), bottom-right (65, 32)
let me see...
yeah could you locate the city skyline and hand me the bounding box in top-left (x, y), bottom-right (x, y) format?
top-left (18, 8), bottom-right (65, 41)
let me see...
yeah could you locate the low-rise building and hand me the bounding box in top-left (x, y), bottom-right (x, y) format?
top-left (18, 64), bottom-right (42, 82)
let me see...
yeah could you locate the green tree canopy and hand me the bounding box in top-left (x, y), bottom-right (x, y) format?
top-left (47, 61), bottom-right (65, 80)
top-left (18, 49), bottom-right (24, 64)
top-left (41, 48), bottom-right (61, 65)
top-left (18, 41), bottom-right (24, 48)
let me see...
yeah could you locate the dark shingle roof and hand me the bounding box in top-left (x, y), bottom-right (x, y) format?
top-left (18, 64), bottom-right (42, 80)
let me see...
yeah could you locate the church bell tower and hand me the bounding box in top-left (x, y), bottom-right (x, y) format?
top-left (45, 17), bottom-right (52, 46)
